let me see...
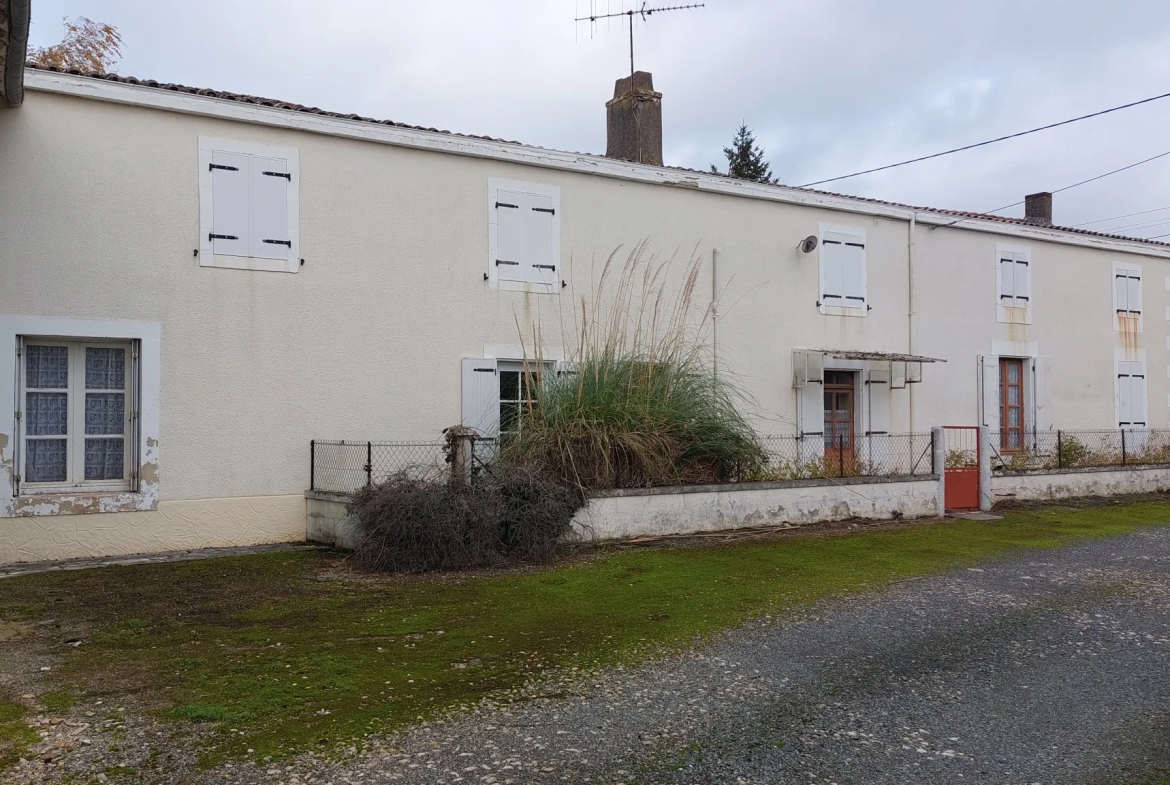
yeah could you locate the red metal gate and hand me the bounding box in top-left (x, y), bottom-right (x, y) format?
top-left (943, 426), bottom-right (980, 512)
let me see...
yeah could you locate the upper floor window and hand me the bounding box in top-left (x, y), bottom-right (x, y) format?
top-left (198, 137), bottom-right (300, 273)
top-left (488, 178), bottom-right (561, 293)
top-left (996, 244), bottom-right (1032, 324)
top-left (819, 224), bottom-right (867, 315)
top-left (1113, 262), bottom-right (1142, 332)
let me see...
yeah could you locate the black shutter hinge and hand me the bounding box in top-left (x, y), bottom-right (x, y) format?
top-left (263, 239), bottom-right (293, 247)
top-left (496, 260), bottom-right (519, 266)
top-left (263, 171), bottom-right (292, 180)
top-left (533, 264), bottom-right (556, 270)
top-left (495, 201), bottom-right (519, 209)
top-left (209, 163), bottom-right (239, 172)
top-left (473, 368), bottom-right (496, 374)
top-left (532, 207), bottom-right (556, 215)
top-left (209, 233), bottom-right (238, 241)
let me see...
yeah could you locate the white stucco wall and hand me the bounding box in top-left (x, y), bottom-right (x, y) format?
top-left (2, 74), bottom-right (1168, 563)
top-left (991, 466), bottom-right (1170, 503)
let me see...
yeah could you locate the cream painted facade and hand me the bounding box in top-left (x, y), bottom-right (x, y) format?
top-left (2, 70), bottom-right (1169, 564)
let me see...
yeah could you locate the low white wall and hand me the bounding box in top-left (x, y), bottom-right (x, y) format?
top-left (991, 465), bottom-right (1170, 502)
top-left (306, 476), bottom-right (941, 549)
top-left (572, 476), bottom-right (941, 542)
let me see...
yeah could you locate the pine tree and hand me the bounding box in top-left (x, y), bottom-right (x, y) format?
top-left (711, 124), bottom-right (778, 184)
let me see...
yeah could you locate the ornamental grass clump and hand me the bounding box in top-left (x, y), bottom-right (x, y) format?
top-left (502, 243), bottom-right (764, 489)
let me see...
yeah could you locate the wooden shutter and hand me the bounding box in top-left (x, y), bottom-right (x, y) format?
top-left (526, 193), bottom-right (557, 286)
top-left (1116, 267), bottom-right (1141, 315)
top-left (250, 155), bottom-right (290, 260)
top-left (866, 368), bottom-right (890, 435)
top-left (495, 191), bottom-right (525, 282)
top-left (797, 381), bottom-right (825, 462)
top-left (841, 239), bottom-right (866, 306)
top-left (999, 254), bottom-right (1016, 304)
top-left (979, 354), bottom-right (1000, 429)
top-left (210, 150), bottom-right (251, 257)
top-left (1034, 356), bottom-right (1053, 432)
top-left (821, 236), bottom-right (846, 305)
top-left (1118, 361), bottom-right (1146, 427)
top-left (1013, 257), bottom-right (1030, 304)
top-left (461, 358), bottom-right (500, 435)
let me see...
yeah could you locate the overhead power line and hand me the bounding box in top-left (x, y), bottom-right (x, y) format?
top-left (798, 89), bottom-right (1170, 189)
top-left (932, 149), bottom-right (1170, 230)
top-left (1073, 205), bottom-right (1170, 227)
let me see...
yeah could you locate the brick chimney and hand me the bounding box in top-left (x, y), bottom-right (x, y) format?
top-left (1024, 192), bottom-right (1053, 227)
top-left (605, 71), bottom-right (663, 166)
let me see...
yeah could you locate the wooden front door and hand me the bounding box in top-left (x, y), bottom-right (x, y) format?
top-left (1000, 358), bottom-right (1025, 451)
top-left (824, 371), bottom-right (856, 474)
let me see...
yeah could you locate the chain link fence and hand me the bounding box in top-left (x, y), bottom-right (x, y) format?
top-left (310, 440), bottom-right (447, 494)
top-left (750, 432), bottom-right (935, 481)
top-left (990, 428), bottom-right (1170, 473)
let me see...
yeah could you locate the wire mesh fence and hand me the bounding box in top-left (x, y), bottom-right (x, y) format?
top-left (990, 429), bottom-right (1170, 473)
top-left (310, 440), bottom-right (447, 494)
top-left (750, 432), bottom-right (935, 481)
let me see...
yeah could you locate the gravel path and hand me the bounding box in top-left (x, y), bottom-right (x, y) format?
top-left (10, 527), bottom-right (1170, 784)
top-left (223, 526), bottom-right (1170, 785)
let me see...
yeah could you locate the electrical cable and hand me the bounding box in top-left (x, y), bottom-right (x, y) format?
top-left (798, 89), bottom-right (1170, 188)
top-left (1072, 205), bottom-right (1170, 227)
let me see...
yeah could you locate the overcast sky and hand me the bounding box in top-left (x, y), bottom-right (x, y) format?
top-left (27, 1), bottom-right (1170, 235)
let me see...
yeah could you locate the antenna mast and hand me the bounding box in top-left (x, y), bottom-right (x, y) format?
top-left (576, 2), bottom-right (705, 76)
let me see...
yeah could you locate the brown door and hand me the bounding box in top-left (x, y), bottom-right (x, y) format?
top-left (824, 371), bottom-right (856, 474)
top-left (1000, 358), bottom-right (1025, 451)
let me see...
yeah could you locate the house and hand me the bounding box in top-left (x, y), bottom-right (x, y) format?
top-left (2, 40), bottom-right (1167, 564)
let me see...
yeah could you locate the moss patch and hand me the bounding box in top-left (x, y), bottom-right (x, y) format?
top-left (0, 699), bottom-right (37, 769)
top-left (1, 499), bottom-right (1168, 767)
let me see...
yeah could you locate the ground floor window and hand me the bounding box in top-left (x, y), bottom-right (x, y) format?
top-left (498, 361), bottom-right (543, 441)
top-left (822, 370), bottom-right (856, 450)
top-left (1000, 357), bottom-right (1025, 451)
top-left (18, 339), bottom-right (138, 493)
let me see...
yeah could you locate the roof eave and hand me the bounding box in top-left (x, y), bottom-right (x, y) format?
top-left (0, 0), bottom-right (29, 108)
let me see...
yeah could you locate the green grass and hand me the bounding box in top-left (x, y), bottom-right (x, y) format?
top-left (2, 498), bottom-right (1169, 768)
top-left (0, 699), bottom-right (37, 769)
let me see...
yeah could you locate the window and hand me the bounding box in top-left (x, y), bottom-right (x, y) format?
top-left (488, 178), bottom-right (561, 292)
top-left (1000, 358), bottom-right (1026, 451)
top-left (996, 245), bottom-right (1032, 323)
top-left (1113, 262), bottom-right (1142, 331)
top-left (498, 362), bottom-right (542, 441)
top-left (461, 357), bottom-right (552, 437)
top-left (1117, 360), bottom-right (1147, 428)
top-left (819, 224), bottom-right (866, 314)
top-left (17, 340), bottom-right (138, 493)
top-left (198, 137), bottom-right (299, 273)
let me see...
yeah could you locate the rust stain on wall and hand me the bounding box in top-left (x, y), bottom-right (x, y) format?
top-left (1005, 306), bottom-right (1028, 342)
top-left (1119, 313), bottom-right (1140, 360)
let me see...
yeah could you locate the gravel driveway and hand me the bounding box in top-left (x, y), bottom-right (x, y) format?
top-left (222, 525), bottom-right (1170, 785)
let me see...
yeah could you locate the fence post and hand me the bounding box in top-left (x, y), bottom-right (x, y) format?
top-left (310, 439), bottom-right (315, 491)
top-left (838, 433), bottom-right (845, 478)
top-left (1121, 429), bottom-right (1127, 466)
top-left (443, 425), bottom-right (476, 488)
top-left (1056, 430), bottom-right (1063, 470)
top-left (366, 441), bottom-right (373, 488)
top-left (931, 426), bottom-right (945, 518)
top-left (978, 425), bottom-right (992, 512)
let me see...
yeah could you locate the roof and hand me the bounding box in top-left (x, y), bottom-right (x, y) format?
top-left (22, 63), bottom-right (1170, 251)
top-left (817, 350), bottom-right (946, 364)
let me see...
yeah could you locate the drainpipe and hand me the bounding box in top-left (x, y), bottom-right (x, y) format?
top-left (908, 212), bottom-right (917, 432)
top-left (712, 247), bottom-right (719, 382)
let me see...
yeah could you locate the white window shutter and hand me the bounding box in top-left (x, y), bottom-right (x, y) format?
top-left (1133, 372), bottom-right (1147, 426)
top-left (1127, 272), bottom-right (1142, 315)
top-left (979, 355), bottom-right (1000, 429)
top-left (822, 238), bottom-right (845, 303)
top-left (526, 193), bottom-right (557, 286)
top-left (1014, 259), bottom-right (1030, 303)
top-left (210, 150), bottom-right (251, 257)
top-left (1034, 356), bottom-right (1053, 432)
top-left (999, 256), bottom-right (1015, 303)
top-left (842, 241), bottom-right (866, 305)
top-left (462, 358), bottom-right (500, 436)
top-left (798, 381), bottom-right (825, 462)
top-left (1118, 367), bottom-right (1133, 426)
top-left (495, 191), bottom-right (525, 282)
top-left (250, 155), bottom-right (290, 260)
top-left (866, 369), bottom-right (890, 435)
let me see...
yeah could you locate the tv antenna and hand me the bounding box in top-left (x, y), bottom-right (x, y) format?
top-left (576, 2), bottom-right (705, 76)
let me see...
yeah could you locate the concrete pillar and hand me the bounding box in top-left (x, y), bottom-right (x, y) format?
top-left (443, 425), bottom-right (476, 488)
top-left (931, 426), bottom-right (946, 518)
top-left (978, 425), bottom-right (993, 512)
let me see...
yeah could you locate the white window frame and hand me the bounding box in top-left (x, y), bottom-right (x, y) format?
top-left (818, 223), bottom-right (867, 317)
top-left (995, 243), bottom-right (1033, 324)
top-left (17, 340), bottom-right (138, 494)
top-left (198, 136), bottom-right (300, 274)
top-left (1, 316), bottom-right (161, 518)
top-left (1112, 261), bottom-right (1143, 332)
top-left (487, 177), bottom-right (562, 294)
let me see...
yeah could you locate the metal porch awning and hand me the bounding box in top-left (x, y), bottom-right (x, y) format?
top-left (814, 349), bottom-right (947, 363)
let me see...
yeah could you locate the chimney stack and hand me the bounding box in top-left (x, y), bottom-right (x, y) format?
top-left (1024, 192), bottom-right (1053, 227)
top-left (605, 71), bottom-right (663, 166)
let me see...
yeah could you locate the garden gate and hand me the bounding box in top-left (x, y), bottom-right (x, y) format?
top-left (943, 426), bottom-right (980, 512)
